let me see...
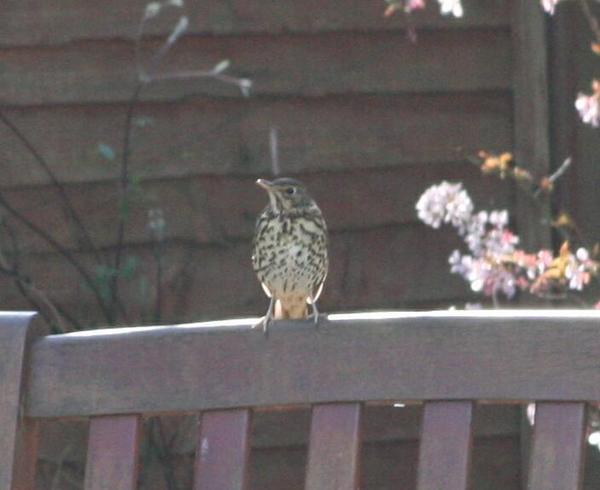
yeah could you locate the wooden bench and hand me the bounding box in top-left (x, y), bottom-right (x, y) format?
top-left (1, 310), bottom-right (598, 489)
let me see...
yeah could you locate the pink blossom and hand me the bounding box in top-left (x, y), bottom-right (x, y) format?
top-left (449, 250), bottom-right (519, 299)
top-left (419, 182), bottom-right (598, 302)
top-left (406, 0), bottom-right (426, 12)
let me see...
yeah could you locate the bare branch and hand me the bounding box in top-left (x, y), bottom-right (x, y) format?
top-left (548, 156), bottom-right (573, 183)
top-left (0, 109), bottom-right (103, 263)
top-left (0, 191), bottom-right (116, 322)
top-left (270, 127), bottom-right (281, 176)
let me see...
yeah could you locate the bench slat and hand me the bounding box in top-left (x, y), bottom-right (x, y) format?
top-left (527, 402), bottom-right (586, 490)
top-left (194, 409), bottom-right (251, 490)
top-left (305, 403), bottom-right (363, 490)
top-left (84, 415), bottom-right (141, 490)
top-left (417, 401), bottom-right (473, 490)
top-left (0, 313), bottom-right (38, 490)
top-left (11, 419), bottom-right (39, 490)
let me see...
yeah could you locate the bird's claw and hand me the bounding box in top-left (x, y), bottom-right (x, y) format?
top-left (254, 298), bottom-right (275, 337)
top-left (308, 301), bottom-right (320, 328)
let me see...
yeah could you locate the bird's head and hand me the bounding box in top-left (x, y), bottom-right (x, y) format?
top-left (256, 177), bottom-right (316, 213)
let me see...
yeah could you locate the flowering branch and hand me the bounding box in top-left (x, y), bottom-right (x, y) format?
top-left (472, 151), bottom-right (573, 200)
top-left (416, 181), bottom-right (598, 301)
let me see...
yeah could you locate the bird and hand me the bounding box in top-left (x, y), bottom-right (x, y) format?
top-left (252, 177), bottom-right (328, 334)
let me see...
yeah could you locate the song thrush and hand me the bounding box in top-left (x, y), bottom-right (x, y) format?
top-left (252, 178), bottom-right (328, 333)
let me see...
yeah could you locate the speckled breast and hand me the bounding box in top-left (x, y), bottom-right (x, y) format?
top-left (252, 209), bottom-right (328, 299)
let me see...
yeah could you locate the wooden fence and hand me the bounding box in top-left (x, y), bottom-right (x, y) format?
top-left (0, 0), bottom-right (554, 325)
top-left (3, 310), bottom-right (600, 488)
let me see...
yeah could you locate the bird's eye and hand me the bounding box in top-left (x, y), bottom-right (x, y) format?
top-left (285, 187), bottom-right (295, 195)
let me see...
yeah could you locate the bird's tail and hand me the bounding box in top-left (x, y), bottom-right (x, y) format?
top-left (274, 297), bottom-right (308, 319)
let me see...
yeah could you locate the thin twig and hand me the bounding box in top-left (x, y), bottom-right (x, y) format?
top-left (270, 127), bottom-right (280, 176)
top-left (147, 70), bottom-right (253, 96)
top-left (580, 0), bottom-right (600, 43)
top-left (492, 287), bottom-right (500, 309)
top-left (0, 220), bottom-right (74, 331)
top-left (152, 418), bottom-right (179, 490)
top-left (147, 208), bottom-right (166, 323)
top-left (548, 156), bottom-right (572, 183)
top-left (153, 243), bottom-right (164, 323)
top-left (111, 81), bottom-right (143, 323)
top-left (0, 191), bottom-right (115, 322)
top-left (49, 444), bottom-right (72, 490)
top-left (0, 108), bottom-right (103, 264)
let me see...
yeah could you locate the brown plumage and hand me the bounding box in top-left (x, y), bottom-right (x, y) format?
top-left (252, 178), bottom-right (328, 332)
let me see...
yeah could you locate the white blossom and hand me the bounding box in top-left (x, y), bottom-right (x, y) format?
top-left (527, 403), bottom-right (536, 426)
top-left (144, 2), bottom-right (162, 18)
top-left (488, 209), bottom-right (508, 228)
top-left (575, 91), bottom-right (600, 127)
top-left (589, 431), bottom-right (600, 446)
top-left (576, 247), bottom-right (590, 261)
top-left (437, 0), bottom-right (463, 17)
top-left (166, 16), bottom-right (189, 46)
top-left (541, 0), bottom-right (561, 15)
top-left (565, 247), bottom-right (594, 290)
top-left (416, 181), bottom-right (473, 230)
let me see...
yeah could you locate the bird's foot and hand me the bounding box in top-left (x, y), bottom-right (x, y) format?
top-left (307, 301), bottom-right (320, 328)
top-left (255, 316), bottom-right (271, 336)
top-left (254, 298), bottom-right (275, 337)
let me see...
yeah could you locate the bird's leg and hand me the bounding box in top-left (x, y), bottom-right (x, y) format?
top-left (258, 297), bottom-right (275, 336)
top-left (307, 298), bottom-right (320, 327)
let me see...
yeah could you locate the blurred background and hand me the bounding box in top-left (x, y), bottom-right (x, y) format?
top-left (0, 0), bottom-right (597, 328)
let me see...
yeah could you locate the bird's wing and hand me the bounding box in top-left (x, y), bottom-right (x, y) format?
top-left (261, 282), bottom-right (273, 298)
top-left (308, 280), bottom-right (325, 304)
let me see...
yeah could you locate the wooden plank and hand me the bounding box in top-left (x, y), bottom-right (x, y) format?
top-left (0, 312), bottom-right (39, 490)
top-left (527, 402), bottom-right (586, 490)
top-left (0, 0), bottom-right (509, 46)
top-left (417, 401), bottom-right (473, 490)
top-left (549, 5), bottom-right (600, 245)
top-left (84, 415), bottom-right (141, 490)
top-left (511, 0), bottom-right (552, 250)
top-left (35, 405), bottom-right (520, 466)
top-left (305, 403), bottom-right (362, 490)
top-left (0, 93), bottom-right (512, 188)
top-left (0, 226), bottom-right (482, 323)
top-left (0, 30), bottom-right (511, 106)
top-left (519, 405), bottom-right (533, 489)
top-left (194, 409), bottom-right (251, 490)
top-left (10, 418), bottom-right (39, 490)
top-left (24, 311), bottom-right (600, 418)
top-left (2, 162), bottom-right (513, 253)
top-left (547, 4), bottom-right (578, 218)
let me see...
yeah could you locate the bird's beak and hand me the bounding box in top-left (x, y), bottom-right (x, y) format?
top-left (256, 179), bottom-right (274, 191)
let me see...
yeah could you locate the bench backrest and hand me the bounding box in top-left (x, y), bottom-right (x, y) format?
top-left (1, 311), bottom-right (596, 489)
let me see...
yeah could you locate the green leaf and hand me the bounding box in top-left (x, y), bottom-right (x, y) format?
top-left (98, 143), bottom-right (116, 161)
top-left (119, 195), bottom-right (130, 220)
top-left (95, 265), bottom-right (117, 301)
top-left (133, 116), bottom-right (154, 128)
top-left (120, 256), bottom-right (139, 279)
